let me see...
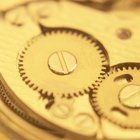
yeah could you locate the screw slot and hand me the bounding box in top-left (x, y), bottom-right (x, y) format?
top-left (119, 85), bottom-right (140, 109)
top-left (48, 50), bottom-right (77, 75)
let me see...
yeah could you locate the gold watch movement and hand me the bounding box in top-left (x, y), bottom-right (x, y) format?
top-left (0, 0), bottom-right (140, 140)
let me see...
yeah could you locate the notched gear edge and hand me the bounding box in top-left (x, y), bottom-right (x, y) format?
top-left (0, 74), bottom-right (64, 137)
top-left (90, 62), bottom-right (140, 129)
top-left (18, 27), bottom-right (110, 99)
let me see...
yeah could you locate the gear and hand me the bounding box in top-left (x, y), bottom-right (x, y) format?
top-left (90, 62), bottom-right (140, 129)
top-left (18, 27), bottom-right (109, 99)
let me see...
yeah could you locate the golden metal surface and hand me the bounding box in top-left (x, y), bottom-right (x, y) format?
top-left (48, 51), bottom-right (77, 75)
top-left (17, 28), bottom-right (108, 98)
top-left (119, 84), bottom-right (140, 108)
top-left (0, 0), bottom-right (140, 140)
top-left (91, 63), bottom-right (140, 129)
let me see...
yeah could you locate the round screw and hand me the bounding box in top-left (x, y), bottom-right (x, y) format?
top-left (48, 51), bottom-right (77, 75)
top-left (5, 11), bottom-right (24, 27)
top-left (74, 113), bottom-right (95, 130)
top-left (119, 85), bottom-right (140, 108)
top-left (51, 103), bottom-right (72, 119)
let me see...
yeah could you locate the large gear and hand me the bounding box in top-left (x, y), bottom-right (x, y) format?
top-left (18, 27), bottom-right (109, 99)
top-left (90, 63), bottom-right (140, 129)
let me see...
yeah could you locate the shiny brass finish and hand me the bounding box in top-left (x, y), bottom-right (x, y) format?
top-left (18, 28), bottom-right (108, 98)
top-left (48, 51), bottom-right (77, 75)
top-left (0, 0), bottom-right (140, 140)
top-left (91, 63), bottom-right (140, 129)
top-left (119, 85), bottom-right (140, 109)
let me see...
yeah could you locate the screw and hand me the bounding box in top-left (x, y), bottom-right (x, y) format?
top-left (51, 103), bottom-right (72, 119)
top-left (6, 11), bottom-right (24, 27)
top-left (74, 113), bottom-right (95, 129)
top-left (48, 51), bottom-right (77, 75)
top-left (119, 85), bottom-right (140, 108)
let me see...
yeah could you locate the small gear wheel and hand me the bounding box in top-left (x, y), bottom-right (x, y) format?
top-left (90, 63), bottom-right (140, 129)
top-left (18, 27), bottom-right (109, 98)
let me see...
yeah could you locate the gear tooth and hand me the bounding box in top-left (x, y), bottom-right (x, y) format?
top-left (137, 67), bottom-right (140, 70)
top-left (48, 30), bottom-right (53, 35)
top-left (39, 91), bottom-right (48, 100)
top-left (18, 64), bottom-right (23, 67)
top-left (19, 55), bottom-right (24, 59)
top-left (116, 67), bottom-right (122, 72)
top-left (29, 83), bottom-right (34, 88)
top-left (90, 40), bottom-right (96, 45)
top-left (83, 89), bottom-right (87, 93)
top-left (44, 32), bottom-right (48, 36)
top-left (101, 59), bottom-right (107, 63)
top-left (20, 72), bottom-right (25, 76)
top-left (76, 31), bottom-right (81, 36)
top-left (92, 84), bottom-right (96, 87)
top-left (93, 86), bottom-right (98, 92)
top-left (93, 87), bottom-right (99, 90)
top-left (24, 47), bottom-right (28, 51)
top-left (132, 66), bottom-right (136, 70)
top-left (67, 94), bottom-right (72, 99)
top-left (76, 32), bottom-right (81, 37)
top-left (96, 46), bottom-right (102, 51)
top-left (101, 67), bottom-right (107, 72)
top-left (27, 38), bottom-right (35, 46)
top-left (129, 66), bottom-right (134, 70)
top-left (100, 72), bottom-right (105, 76)
top-left (39, 89), bottom-right (43, 94)
top-left (19, 59), bottom-right (23, 62)
top-left (19, 68), bottom-right (24, 72)
top-left (33, 86), bottom-right (38, 90)
top-left (21, 51), bottom-right (26, 54)
top-left (61, 94), bottom-right (65, 98)
top-left (99, 51), bottom-right (106, 56)
top-left (74, 92), bottom-right (79, 97)
top-left (119, 66), bottom-right (123, 71)
top-left (100, 56), bottom-right (107, 61)
top-left (84, 35), bottom-right (91, 41)
top-left (123, 67), bottom-right (127, 70)
top-left (22, 76), bottom-right (28, 81)
top-left (90, 62), bottom-right (140, 129)
top-left (48, 92), bottom-right (53, 96)
top-left (50, 93), bottom-right (54, 98)
top-left (134, 66), bottom-right (139, 70)
top-left (66, 30), bottom-right (72, 35)
top-left (81, 33), bottom-right (87, 39)
top-left (27, 41), bottom-right (32, 46)
top-left (98, 76), bottom-right (105, 81)
top-left (51, 30), bottom-right (57, 34)
top-left (88, 86), bottom-right (93, 92)
top-left (18, 27), bottom-right (109, 100)
top-left (64, 29), bottom-right (70, 34)
top-left (92, 102), bottom-right (102, 116)
top-left (79, 91), bottom-right (84, 96)
top-left (25, 80), bottom-right (31, 84)
top-left (91, 96), bottom-right (97, 102)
